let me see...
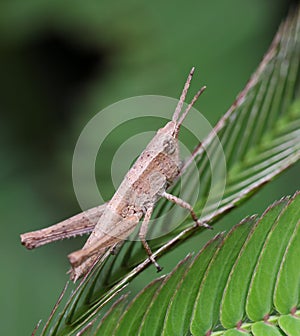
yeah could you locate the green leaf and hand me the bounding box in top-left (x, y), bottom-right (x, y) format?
top-left (251, 321), bottom-right (282, 336)
top-left (274, 213), bottom-right (300, 314)
top-left (91, 191), bottom-right (300, 335)
top-left (278, 315), bottom-right (300, 336)
top-left (190, 218), bottom-right (254, 335)
top-left (246, 192), bottom-right (300, 321)
top-left (93, 296), bottom-right (128, 336)
top-left (111, 278), bottom-right (164, 336)
top-left (136, 256), bottom-right (192, 336)
top-left (220, 197), bottom-right (289, 328)
top-left (162, 234), bottom-right (223, 336)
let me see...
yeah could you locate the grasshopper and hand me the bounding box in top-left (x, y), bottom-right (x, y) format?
top-left (20, 68), bottom-right (210, 281)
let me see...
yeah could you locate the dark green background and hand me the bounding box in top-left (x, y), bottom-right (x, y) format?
top-left (0, 1), bottom-right (298, 335)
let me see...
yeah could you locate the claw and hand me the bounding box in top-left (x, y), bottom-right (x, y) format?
top-left (149, 255), bottom-right (162, 272)
top-left (196, 220), bottom-right (213, 230)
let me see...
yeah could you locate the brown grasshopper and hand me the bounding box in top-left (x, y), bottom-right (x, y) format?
top-left (20, 68), bottom-right (210, 281)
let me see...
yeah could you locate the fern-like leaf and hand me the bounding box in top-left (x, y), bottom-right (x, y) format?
top-left (92, 191), bottom-right (300, 335)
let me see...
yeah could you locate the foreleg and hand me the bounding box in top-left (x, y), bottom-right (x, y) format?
top-left (139, 205), bottom-right (162, 272)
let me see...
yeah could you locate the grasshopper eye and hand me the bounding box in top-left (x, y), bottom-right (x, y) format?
top-left (163, 139), bottom-right (175, 154)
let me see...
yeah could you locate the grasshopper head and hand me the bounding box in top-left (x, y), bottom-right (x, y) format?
top-left (147, 69), bottom-right (206, 166)
top-left (156, 120), bottom-right (179, 158)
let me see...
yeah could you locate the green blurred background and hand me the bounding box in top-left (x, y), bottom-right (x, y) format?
top-left (0, 1), bottom-right (299, 334)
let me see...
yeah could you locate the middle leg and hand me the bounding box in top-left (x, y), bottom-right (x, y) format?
top-left (161, 191), bottom-right (212, 229)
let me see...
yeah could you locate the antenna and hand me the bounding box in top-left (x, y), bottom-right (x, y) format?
top-left (172, 67), bottom-right (195, 122)
top-left (173, 68), bottom-right (206, 137)
top-left (177, 86), bottom-right (206, 126)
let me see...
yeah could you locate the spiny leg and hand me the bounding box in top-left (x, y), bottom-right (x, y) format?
top-left (20, 204), bottom-right (107, 249)
top-left (161, 191), bottom-right (212, 229)
top-left (139, 205), bottom-right (162, 272)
